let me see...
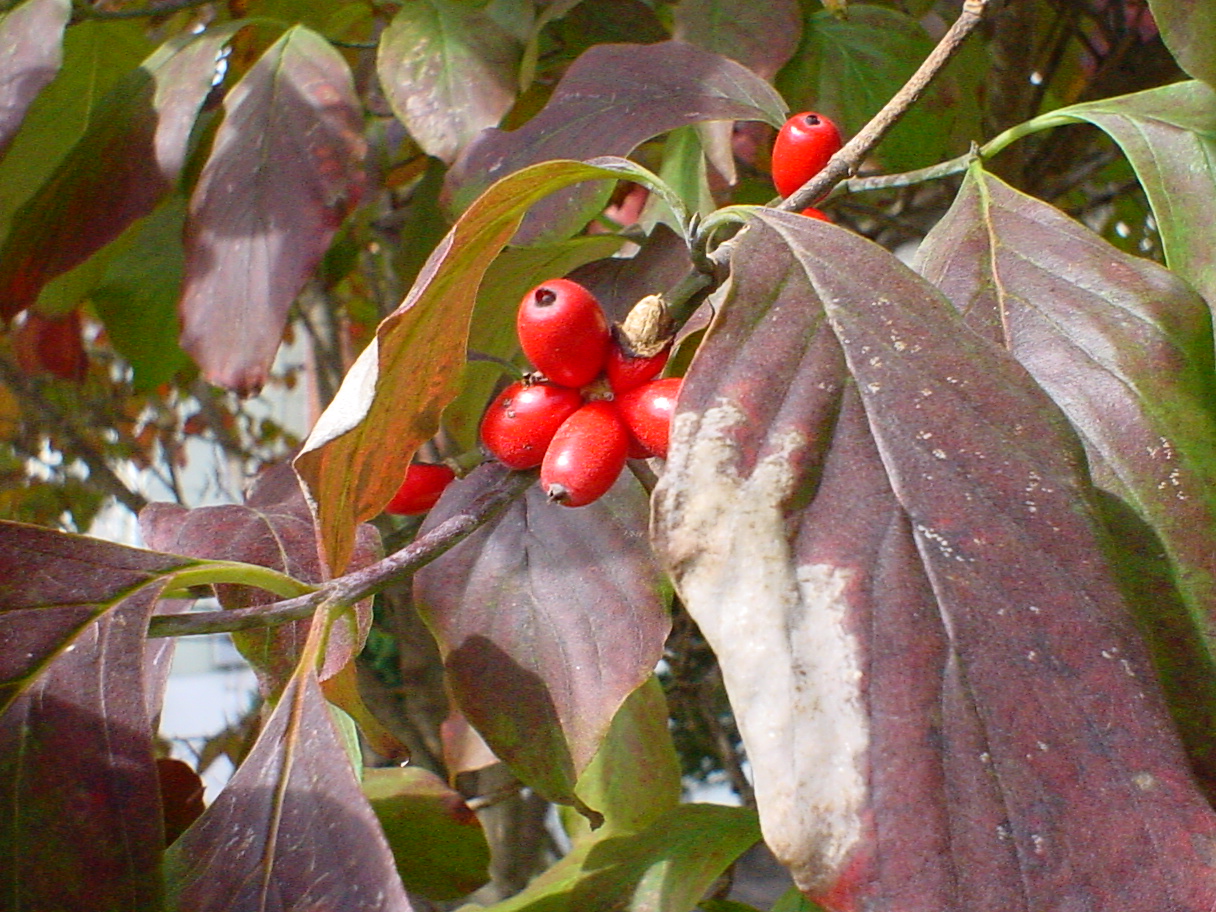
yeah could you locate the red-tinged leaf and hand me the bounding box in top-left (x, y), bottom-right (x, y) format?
top-left (1149, 0), bottom-right (1216, 87)
top-left (413, 463), bottom-right (669, 813)
top-left (294, 157), bottom-right (663, 575)
top-left (445, 40), bottom-right (786, 245)
top-left (0, 27), bottom-right (230, 320)
top-left (377, 0), bottom-right (520, 164)
top-left (654, 212), bottom-right (1216, 909)
top-left (672, 0), bottom-right (801, 80)
top-left (364, 765), bottom-right (490, 900)
top-left (12, 307), bottom-right (86, 381)
top-left (181, 25), bottom-right (366, 395)
top-left (1004, 81), bottom-right (1216, 306)
top-left (1, 579), bottom-right (168, 910)
top-left (138, 463), bottom-right (378, 693)
top-left (0, 0), bottom-right (70, 157)
top-left (158, 757), bottom-right (206, 846)
top-left (916, 165), bottom-right (1216, 789)
top-left (164, 668), bottom-right (413, 912)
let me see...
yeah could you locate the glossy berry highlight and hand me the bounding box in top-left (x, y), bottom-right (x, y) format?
top-left (771, 111), bottom-right (843, 199)
top-left (516, 278), bottom-right (611, 388)
top-left (541, 401), bottom-right (630, 507)
top-left (481, 381), bottom-right (584, 470)
top-left (617, 377), bottom-right (682, 460)
top-left (385, 463), bottom-right (456, 515)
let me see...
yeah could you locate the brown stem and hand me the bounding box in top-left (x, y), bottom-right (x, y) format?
top-left (148, 464), bottom-right (534, 638)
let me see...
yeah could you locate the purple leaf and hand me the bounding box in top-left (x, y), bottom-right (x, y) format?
top-left (0, 27), bottom-right (229, 320)
top-left (180, 25), bottom-right (366, 395)
top-left (916, 165), bottom-right (1216, 793)
top-left (165, 668), bottom-right (412, 911)
top-left (654, 212), bottom-right (1216, 909)
top-left (413, 463), bottom-right (669, 812)
top-left (672, 0), bottom-right (802, 80)
top-left (0, 0), bottom-right (70, 156)
top-left (0, 520), bottom-right (194, 711)
top-left (444, 40), bottom-right (786, 244)
top-left (138, 463), bottom-right (380, 694)
top-left (0, 522), bottom-right (196, 910)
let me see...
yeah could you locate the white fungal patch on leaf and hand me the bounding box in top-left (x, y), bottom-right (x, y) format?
top-left (655, 400), bottom-right (868, 893)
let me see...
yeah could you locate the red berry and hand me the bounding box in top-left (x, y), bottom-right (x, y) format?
top-left (606, 340), bottom-right (669, 393)
top-left (516, 278), bottom-right (610, 388)
top-left (385, 463), bottom-right (456, 515)
top-left (800, 207), bottom-right (831, 221)
top-left (481, 380), bottom-right (583, 469)
top-left (771, 111), bottom-right (843, 199)
top-left (541, 401), bottom-right (629, 507)
top-left (617, 377), bottom-right (682, 459)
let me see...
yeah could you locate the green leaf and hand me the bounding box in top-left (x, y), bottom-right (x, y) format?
top-left (983, 80), bottom-right (1216, 306)
top-left (641, 126), bottom-right (716, 235)
top-left (572, 676), bottom-right (682, 838)
top-left (1149, 0), bottom-right (1216, 88)
top-left (364, 766), bottom-right (491, 900)
top-left (91, 195), bottom-right (191, 390)
top-left (295, 157), bottom-right (676, 574)
top-left (378, 0), bottom-right (521, 163)
top-left (479, 803), bottom-right (760, 912)
top-left (776, 5), bottom-right (979, 172)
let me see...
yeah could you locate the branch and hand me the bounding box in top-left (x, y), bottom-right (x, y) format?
top-left (667, 0), bottom-right (991, 324)
top-left (148, 464), bottom-right (535, 638)
top-left (781, 0), bottom-right (990, 214)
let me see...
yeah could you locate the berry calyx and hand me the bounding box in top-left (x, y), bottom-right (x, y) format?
top-left (617, 377), bottom-right (682, 460)
top-left (541, 401), bottom-right (630, 507)
top-left (481, 380), bottom-right (583, 470)
top-left (516, 278), bottom-right (611, 388)
top-left (771, 111), bottom-right (843, 199)
top-left (385, 463), bottom-right (456, 515)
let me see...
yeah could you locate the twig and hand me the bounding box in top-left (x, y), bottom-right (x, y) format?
top-left (148, 464), bottom-right (535, 638)
top-left (666, 0), bottom-right (991, 325)
top-left (780, 0), bottom-right (990, 215)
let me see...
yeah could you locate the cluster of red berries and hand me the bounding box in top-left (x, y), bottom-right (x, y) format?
top-left (481, 278), bottom-right (681, 507)
top-left (772, 111), bottom-right (842, 219)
